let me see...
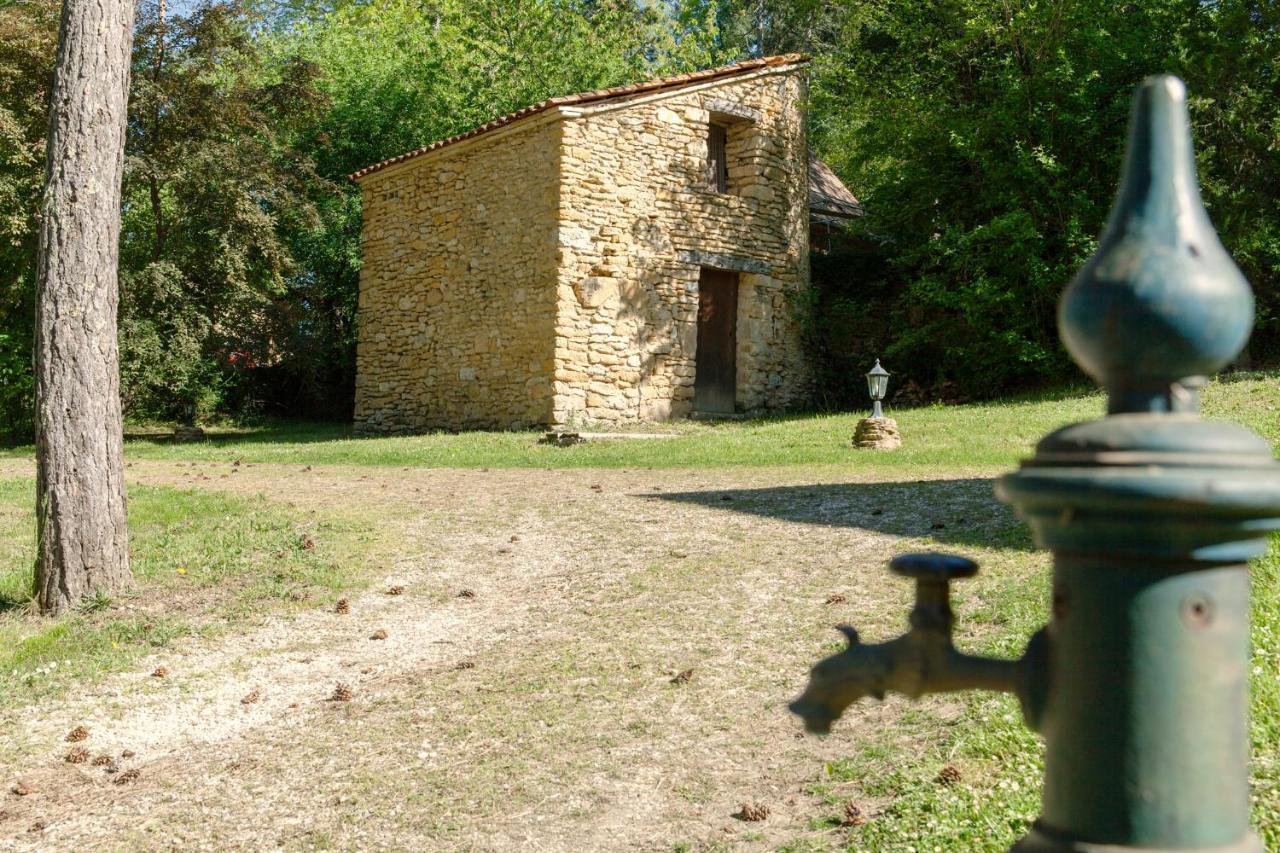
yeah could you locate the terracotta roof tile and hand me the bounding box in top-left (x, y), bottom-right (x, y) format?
top-left (348, 54), bottom-right (809, 181)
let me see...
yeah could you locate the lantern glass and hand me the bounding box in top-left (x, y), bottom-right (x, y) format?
top-left (868, 373), bottom-right (888, 400)
top-left (866, 360), bottom-right (890, 401)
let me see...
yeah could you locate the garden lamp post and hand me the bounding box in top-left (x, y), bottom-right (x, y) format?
top-left (174, 398), bottom-right (204, 442)
top-left (852, 359), bottom-right (899, 449)
top-left (792, 75), bottom-right (1280, 852)
top-left (866, 359), bottom-right (889, 419)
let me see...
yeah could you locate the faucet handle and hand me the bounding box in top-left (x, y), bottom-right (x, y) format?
top-left (891, 553), bottom-right (977, 632)
top-left (890, 552), bottom-right (978, 583)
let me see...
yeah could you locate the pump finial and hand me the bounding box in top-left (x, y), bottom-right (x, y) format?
top-left (1058, 75), bottom-right (1253, 413)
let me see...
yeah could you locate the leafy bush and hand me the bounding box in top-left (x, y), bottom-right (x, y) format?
top-left (0, 329), bottom-right (32, 444)
top-left (804, 0), bottom-right (1279, 401)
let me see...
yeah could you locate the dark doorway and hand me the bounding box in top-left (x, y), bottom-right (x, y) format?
top-left (694, 268), bottom-right (738, 414)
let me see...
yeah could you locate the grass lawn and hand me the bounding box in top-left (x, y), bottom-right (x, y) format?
top-left (51, 373), bottom-right (1268, 471)
top-left (0, 373), bottom-right (1276, 850)
top-left (0, 480), bottom-right (375, 709)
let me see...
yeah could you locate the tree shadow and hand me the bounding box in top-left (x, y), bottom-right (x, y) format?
top-left (647, 477), bottom-right (1034, 551)
top-left (123, 420), bottom-right (352, 448)
top-left (0, 583), bottom-right (33, 614)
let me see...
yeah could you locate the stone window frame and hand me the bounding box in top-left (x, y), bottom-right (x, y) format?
top-left (704, 104), bottom-right (759, 197)
top-left (707, 122), bottom-right (729, 193)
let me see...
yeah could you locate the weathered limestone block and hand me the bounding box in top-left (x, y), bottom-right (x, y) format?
top-left (853, 417), bottom-right (901, 450)
top-left (574, 276), bottom-right (617, 309)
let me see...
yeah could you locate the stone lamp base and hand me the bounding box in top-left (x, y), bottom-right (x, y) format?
top-left (853, 416), bottom-right (901, 449)
top-left (173, 425), bottom-right (205, 442)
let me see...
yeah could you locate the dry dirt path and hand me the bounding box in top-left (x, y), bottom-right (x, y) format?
top-left (0, 461), bottom-right (1008, 851)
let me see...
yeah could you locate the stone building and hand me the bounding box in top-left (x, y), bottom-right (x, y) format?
top-left (350, 54), bottom-right (860, 433)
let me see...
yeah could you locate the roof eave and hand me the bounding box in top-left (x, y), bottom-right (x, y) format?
top-left (348, 53), bottom-right (810, 182)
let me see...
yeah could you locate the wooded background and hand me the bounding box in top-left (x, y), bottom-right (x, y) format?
top-left (1, 0), bottom-right (1276, 441)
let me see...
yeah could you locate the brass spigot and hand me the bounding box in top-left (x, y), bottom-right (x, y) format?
top-left (789, 553), bottom-right (1047, 735)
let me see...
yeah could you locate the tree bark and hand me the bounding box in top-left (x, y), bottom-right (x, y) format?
top-left (33, 0), bottom-right (135, 614)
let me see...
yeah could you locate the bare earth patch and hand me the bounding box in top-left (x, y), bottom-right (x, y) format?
top-left (0, 460), bottom-right (1015, 851)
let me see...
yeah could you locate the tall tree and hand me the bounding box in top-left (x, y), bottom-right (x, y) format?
top-left (33, 0), bottom-right (135, 613)
top-left (119, 2), bottom-right (327, 420)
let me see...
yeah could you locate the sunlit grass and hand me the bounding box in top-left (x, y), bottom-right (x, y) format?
top-left (0, 372), bottom-right (1250, 471)
top-left (0, 375), bottom-right (1276, 846)
top-left (0, 479), bottom-right (367, 707)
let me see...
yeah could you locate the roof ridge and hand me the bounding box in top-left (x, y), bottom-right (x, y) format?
top-left (349, 54), bottom-right (809, 181)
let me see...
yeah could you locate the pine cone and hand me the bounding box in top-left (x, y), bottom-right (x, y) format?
top-left (334, 598), bottom-right (350, 614)
top-left (330, 683), bottom-right (354, 702)
top-left (240, 690), bottom-right (260, 705)
top-left (300, 535), bottom-right (316, 551)
top-left (825, 593), bottom-right (847, 605)
top-left (10, 781), bottom-right (31, 797)
top-left (670, 669), bottom-right (693, 685)
top-left (65, 746), bottom-right (90, 764)
top-left (113, 768), bottom-right (140, 785)
top-left (936, 764), bottom-right (962, 785)
top-left (736, 802), bottom-right (769, 822)
top-left (387, 585), bottom-right (405, 596)
top-left (65, 725), bottom-right (89, 742)
top-left (841, 801), bottom-right (866, 827)
top-left (456, 589), bottom-right (475, 599)
top-left (455, 660), bottom-right (476, 671)
top-left (91, 755), bottom-right (113, 767)
top-left (151, 665), bottom-right (168, 678)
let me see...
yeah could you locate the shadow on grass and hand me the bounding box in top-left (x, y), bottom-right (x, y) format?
top-left (0, 592), bottom-right (30, 614)
top-left (0, 572), bottom-right (32, 614)
top-left (124, 419), bottom-right (352, 448)
top-left (648, 477), bottom-right (1034, 551)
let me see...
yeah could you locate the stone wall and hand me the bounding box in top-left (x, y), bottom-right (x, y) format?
top-left (354, 65), bottom-right (813, 434)
top-left (353, 118), bottom-right (561, 433)
top-left (551, 67), bottom-right (811, 425)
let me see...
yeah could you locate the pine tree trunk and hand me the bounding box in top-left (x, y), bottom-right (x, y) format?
top-left (33, 0), bottom-right (135, 614)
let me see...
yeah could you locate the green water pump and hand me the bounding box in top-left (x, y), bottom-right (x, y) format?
top-left (790, 76), bottom-right (1280, 852)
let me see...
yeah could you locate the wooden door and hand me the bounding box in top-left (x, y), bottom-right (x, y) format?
top-left (694, 268), bottom-right (738, 414)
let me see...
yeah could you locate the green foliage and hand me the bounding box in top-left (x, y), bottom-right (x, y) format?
top-left (0, 0), bottom-right (57, 443)
top-left (118, 262), bottom-right (216, 416)
top-left (1178, 1), bottom-right (1280, 366)
top-left (284, 0), bottom-right (716, 179)
top-left (802, 0), bottom-right (1280, 401)
top-left (0, 0), bottom-right (1274, 425)
top-left (120, 1), bottom-right (329, 419)
top-left (795, 243), bottom-right (902, 407)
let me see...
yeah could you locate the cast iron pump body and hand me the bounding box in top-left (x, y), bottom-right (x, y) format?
top-left (790, 76), bottom-right (1280, 853)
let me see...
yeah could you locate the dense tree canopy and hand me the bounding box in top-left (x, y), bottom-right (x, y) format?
top-left (0, 0), bottom-right (58, 442)
top-left (0, 0), bottom-right (1275, 438)
top-left (801, 0), bottom-right (1280, 402)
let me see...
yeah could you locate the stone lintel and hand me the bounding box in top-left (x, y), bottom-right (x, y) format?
top-left (677, 250), bottom-right (771, 275)
top-left (705, 99), bottom-right (762, 124)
